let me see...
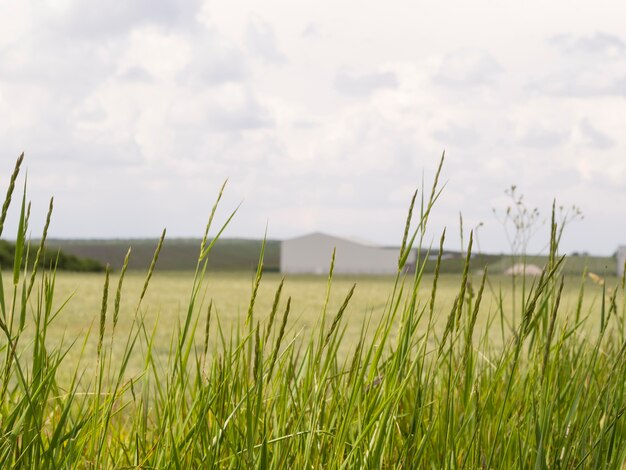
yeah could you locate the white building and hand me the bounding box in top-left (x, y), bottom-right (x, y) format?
top-left (280, 232), bottom-right (401, 275)
top-left (618, 246), bottom-right (626, 277)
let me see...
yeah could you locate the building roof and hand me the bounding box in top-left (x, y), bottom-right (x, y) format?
top-left (282, 232), bottom-right (379, 247)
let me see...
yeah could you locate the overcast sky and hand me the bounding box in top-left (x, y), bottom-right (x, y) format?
top-left (0, 0), bottom-right (625, 255)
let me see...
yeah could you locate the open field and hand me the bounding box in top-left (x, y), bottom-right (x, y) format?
top-left (7, 270), bottom-right (617, 377)
top-left (4, 261), bottom-right (626, 467)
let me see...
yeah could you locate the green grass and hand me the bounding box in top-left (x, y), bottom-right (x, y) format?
top-left (2, 153), bottom-right (626, 468)
top-left (4, 271), bottom-right (613, 378)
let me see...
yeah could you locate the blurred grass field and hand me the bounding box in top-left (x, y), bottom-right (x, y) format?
top-left (11, 269), bottom-right (612, 376)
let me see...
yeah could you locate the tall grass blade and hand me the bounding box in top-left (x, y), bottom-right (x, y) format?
top-left (0, 153), bottom-right (24, 238)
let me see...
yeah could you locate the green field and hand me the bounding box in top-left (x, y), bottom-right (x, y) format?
top-left (10, 270), bottom-right (613, 377)
top-left (4, 262), bottom-right (626, 467)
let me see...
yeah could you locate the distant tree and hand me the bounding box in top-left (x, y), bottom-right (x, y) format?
top-left (0, 239), bottom-right (104, 272)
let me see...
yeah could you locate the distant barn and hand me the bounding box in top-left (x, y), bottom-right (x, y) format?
top-left (280, 232), bottom-right (401, 275)
top-left (618, 246), bottom-right (626, 277)
top-left (504, 263), bottom-right (543, 276)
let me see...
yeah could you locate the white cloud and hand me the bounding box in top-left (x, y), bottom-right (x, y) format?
top-left (46, 0), bottom-right (203, 38)
top-left (434, 49), bottom-right (503, 88)
top-left (118, 28), bottom-right (193, 80)
top-left (301, 22), bottom-right (321, 39)
top-left (529, 32), bottom-right (626, 98)
top-left (549, 32), bottom-right (625, 58)
top-left (578, 119), bottom-right (615, 149)
top-left (517, 127), bottom-right (569, 149)
top-left (334, 70), bottom-right (398, 96)
top-left (245, 16), bottom-right (286, 64)
top-left (529, 71), bottom-right (626, 97)
top-left (431, 124), bottom-right (481, 148)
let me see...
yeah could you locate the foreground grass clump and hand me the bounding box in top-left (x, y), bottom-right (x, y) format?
top-left (1, 153), bottom-right (626, 468)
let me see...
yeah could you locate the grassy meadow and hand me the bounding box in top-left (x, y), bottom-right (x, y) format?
top-left (2, 154), bottom-right (626, 468)
top-left (5, 270), bottom-right (614, 378)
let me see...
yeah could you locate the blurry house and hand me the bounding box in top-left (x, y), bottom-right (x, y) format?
top-left (618, 246), bottom-right (626, 277)
top-left (280, 232), bottom-right (406, 275)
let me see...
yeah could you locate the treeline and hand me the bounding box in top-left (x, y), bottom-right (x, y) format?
top-left (0, 239), bottom-right (104, 272)
top-left (46, 238), bottom-right (280, 271)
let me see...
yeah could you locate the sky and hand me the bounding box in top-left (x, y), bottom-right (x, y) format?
top-left (0, 0), bottom-right (625, 255)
